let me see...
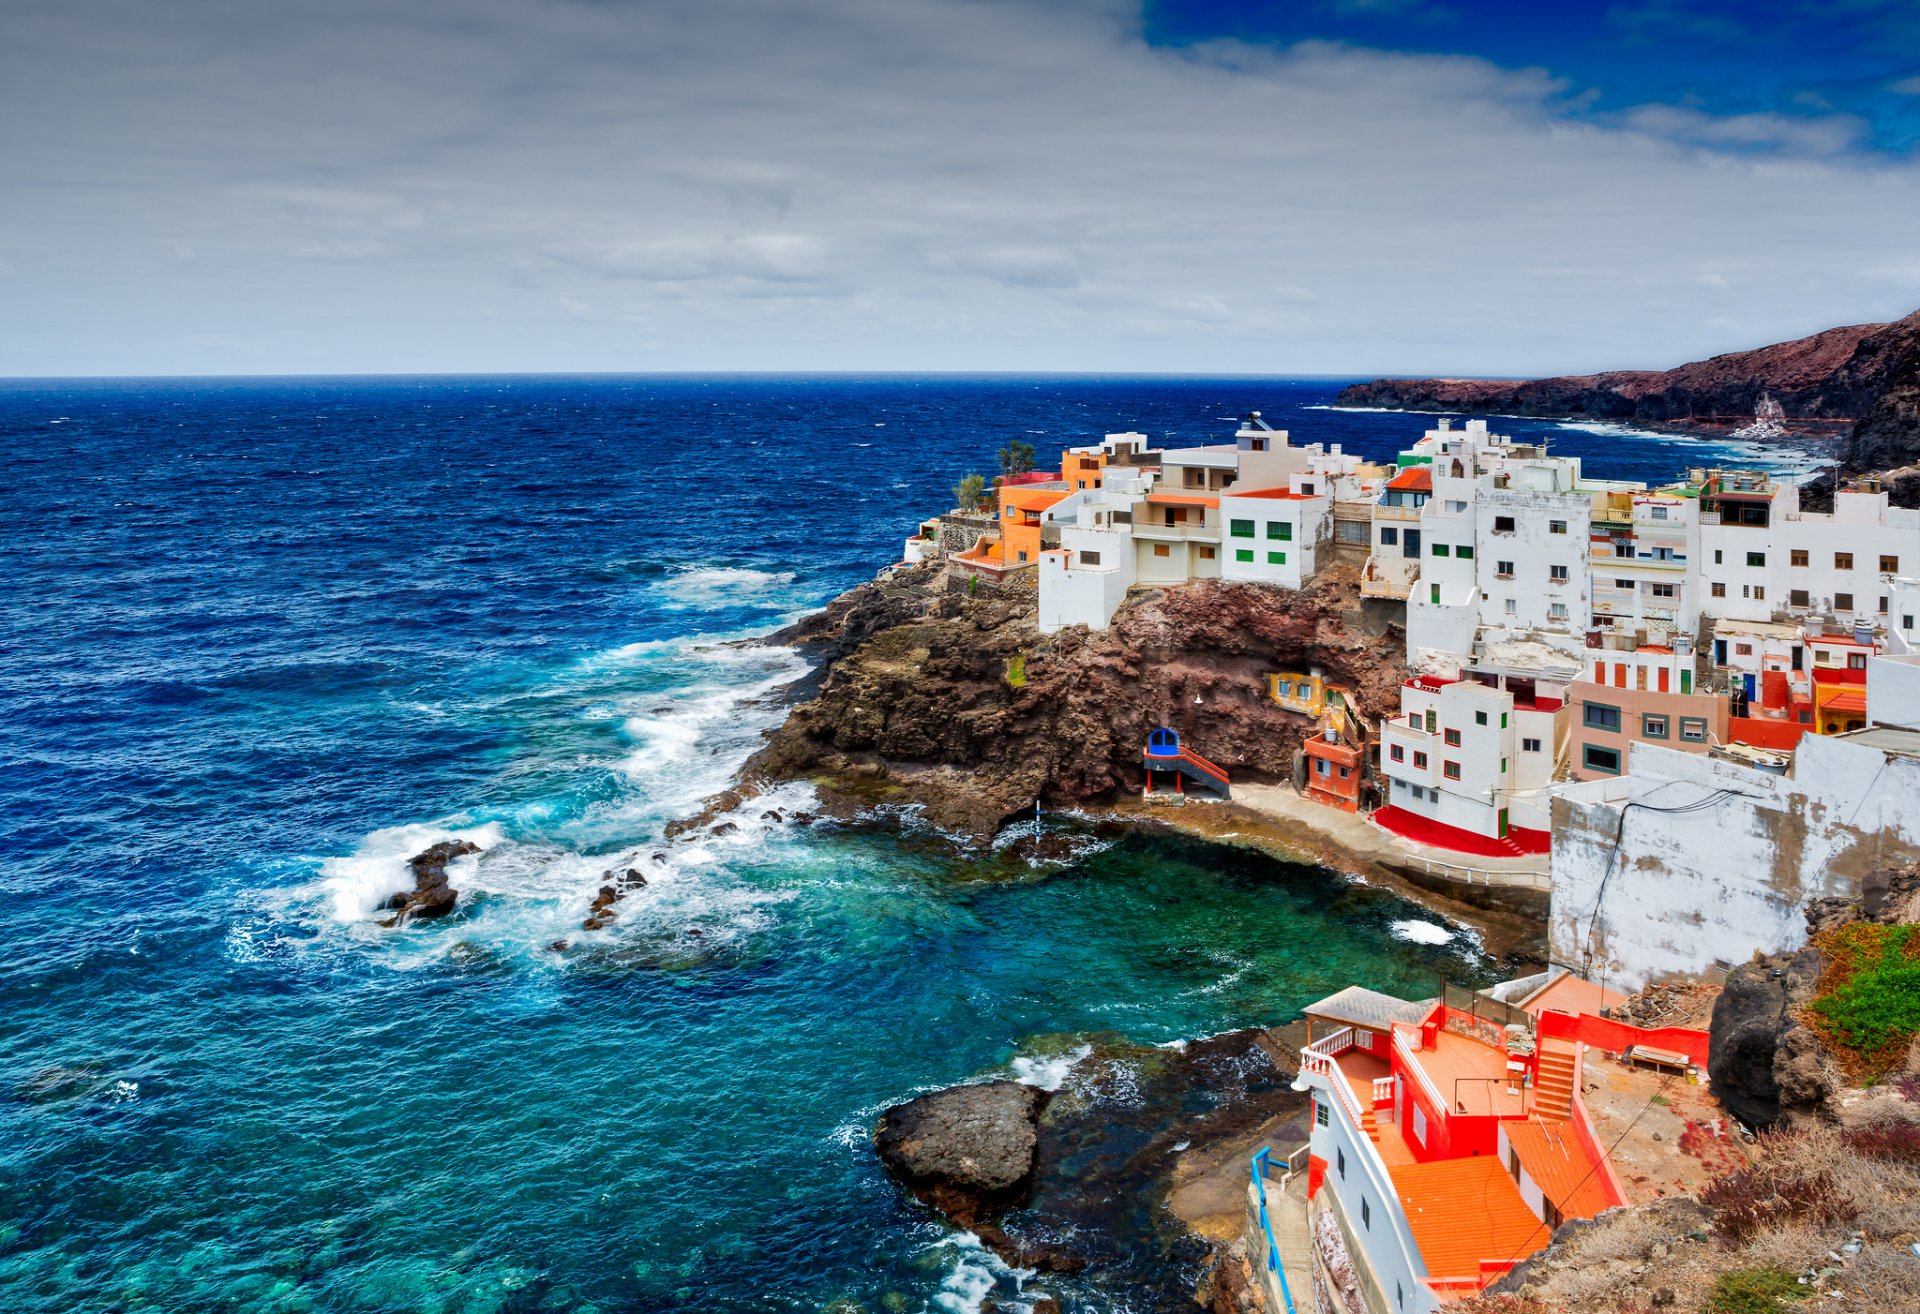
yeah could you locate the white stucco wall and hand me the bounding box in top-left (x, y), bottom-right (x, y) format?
top-left (1549, 737), bottom-right (1920, 989)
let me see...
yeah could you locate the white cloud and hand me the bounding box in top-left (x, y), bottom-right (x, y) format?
top-left (1890, 74), bottom-right (1920, 96)
top-left (0, 0), bottom-right (1915, 376)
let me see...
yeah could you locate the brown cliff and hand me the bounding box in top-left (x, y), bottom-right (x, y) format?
top-left (1338, 310), bottom-right (1920, 470)
top-left (739, 563), bottom-right (1404, 842)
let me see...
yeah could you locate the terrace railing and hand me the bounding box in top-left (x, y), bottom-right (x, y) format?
top-left (1249, 1148), bottom-right (1299, 1314)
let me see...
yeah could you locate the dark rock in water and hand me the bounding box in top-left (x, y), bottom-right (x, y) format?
top-left (875, 1080), bottom-right (1048, 1227)
top-left (1003, 830), bottom-right (1081, 865)
top-left (790, 812), bottom-right (818, 827)
top-left (613, 866), bottom-right (648, 890)
top-left (710, 821), bottom-right (740, 837)
top-left (761, 809), bottom-right (784, 823)
top-left (547, 940), bottom-right (570, 953)
top-left (1029, 1299), bottom-right (1060, 1314)
top-left (583, 885), bottom-right (622, 932)
top-left (378, 839), bottom-right (479, 927)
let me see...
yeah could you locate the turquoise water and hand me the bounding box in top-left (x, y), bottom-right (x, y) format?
top-left (5, 375), bottom-right (1748, 1313)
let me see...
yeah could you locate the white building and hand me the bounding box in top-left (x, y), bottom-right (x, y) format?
top-left (1550, 726), bottom-right (1920, 990)
top-left (1375, 669), bottom-right (1564, 854)
top-left (1219, 472), bottom-right (1331, 589)
top-left (1036, 465), bottom-right (1156, 633)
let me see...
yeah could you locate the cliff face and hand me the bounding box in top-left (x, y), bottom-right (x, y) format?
top-left (1337, 310), bottom-right (1920, 467)
top-left (743, 564), bottom-right (1404, 840)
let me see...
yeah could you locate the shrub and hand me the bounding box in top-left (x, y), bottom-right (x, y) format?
top-left (1805, 923), bottom-right (1920, 1081)
top-left (1005, 653), bottom-right (1027, 688)
top-left (1839, 1122), bottom-right (1920, 1163)
top-left (1704, 1267), bottom-right (1807, 1314)
top-left (1701, 1141), bottom-right (1858, 1243)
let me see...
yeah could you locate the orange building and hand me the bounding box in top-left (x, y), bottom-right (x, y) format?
top-left (1302, 727), bottom-right (1365, 812)
top-left (996, 482), bottom-right (1071, 567)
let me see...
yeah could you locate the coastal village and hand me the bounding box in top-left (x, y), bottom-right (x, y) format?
top-left (878, 415), bottom-right (1920, 1314)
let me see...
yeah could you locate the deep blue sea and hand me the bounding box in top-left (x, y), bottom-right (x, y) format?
top-left (0, 376), bottom-right (1810, 1314)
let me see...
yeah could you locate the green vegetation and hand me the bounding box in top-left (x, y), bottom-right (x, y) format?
top-left (1705, 1267), bottom-right (1808, 1314)
top-left (953, 472), bottom-right (988, 513)
top-left (996, 440), bottom-right (1035, 478)
top-left (1005, 653), bottom-right (1027, 688)
top-left (1806, 922), bottom-right (1920, 1080)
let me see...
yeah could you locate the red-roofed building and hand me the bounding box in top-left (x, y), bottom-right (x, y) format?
top-left (1220, 470), bottom-right (1333, 589)
top-left (1284, 982), bottom-right (1633, 1311)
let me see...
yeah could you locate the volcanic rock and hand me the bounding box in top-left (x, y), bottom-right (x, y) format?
top-left (379, 839), bottom-right (479, 927)
top-left (740, 566), bottom-right (1403, 842)
top-left (874, 1080), bottom-right (1047, 1226)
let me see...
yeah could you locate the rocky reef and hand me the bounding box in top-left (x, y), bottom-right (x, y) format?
top-left (379, 839), bottom-right (479, 926)
top-left (737, 562), bottom-right (1403, 842)
top-left (1336, 308), bottom-right (1920, 474)
top-left (873, 1030), bottom-right (1308, 1313)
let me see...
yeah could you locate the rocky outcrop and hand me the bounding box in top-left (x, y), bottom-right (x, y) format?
top-left (875, 1080), bottom-right (1049, 1226)
top-left (1708, 861), bottom-right (1920, 1128)
top-left (379, 839), bottom-right (479, 926)
top-left (741, 563), bottom-right (1403, 841)
top-left (875, 1029), bottom-right (1307, 1311)
top-left (1337, 309), bottom-right (1920, 472)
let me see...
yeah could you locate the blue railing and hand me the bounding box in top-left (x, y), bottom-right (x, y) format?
top-left (1250, 1148), bottom-right (1299, 1314)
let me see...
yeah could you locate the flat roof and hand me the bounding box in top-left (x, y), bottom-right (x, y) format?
top-left (1505, 1119), bottom-right (1613, 1221)
top-left (1144, 492), bottom-right (1219, 508)
top-left (1391, 1156), bottom-right (1550, 1280)
top-left (1231, 486), bottom-right (1317, 500)
top-left (1303, 986), bottom-right (1434, 1032)
top-left (1521, 972), bottom-right (1626, 1019)
top-left (1833, 725), bottom-right (1920, 757)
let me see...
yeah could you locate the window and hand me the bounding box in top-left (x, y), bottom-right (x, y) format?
top-left (1380, 527), bottom-right (1398, 545)
top-left (1474, 711), bottom-right (1488, 726)
top-left (1430, 584), bottom-right (1440, 603)
top-left (1337, 1147), bottom-right (1346, 1179)
top-left (1432, 543), bottom-right (1450, 557)
top-left (1361, 1197), bottom-right (1371, 1230)
top-left (1835, 551), bottom-right (1854, 570)
top-left (1080, 550), bottom-right (1101, 566)
top-left (1496, 560), bottom-right (1515, 578)
top-left (1457, 545), bottom-right (1474, 560)
top-left (1616, 578), bottom-right (1633, 589)
top-left (1268, 521), bottom-right (1292, 541)
top-left (1651, 583), bottom-right (1675, 598)
top-left (1643, 713), bottom-right (1669, 739)
top-left (1235, 549), bottom-right (1254, 563)
top-left (1198, 546), bottom-right (1215, 560)
top-left (1735, 642), bottom-right (1753, 656)
top-left (1711, 582), bottom-right (1726, 598)
top-left (1444, 728), bottom-right (1462, 746)
top-left (1501, 712), bottom-right (1509, 728)
top-left (1501, 757), bottom-right (1508, 774)
top-left (1152, 543), bottom-right (1170, 557)
top-left (1550, 564), bottom-right (1569, 581)
top-left (1446, 499), bottom-right (1467, 513)
top-left (1791, 549), bottom-right (1808, 567)
top-left (1789, 589), bottom-right (1810, 607)
top-left (1906, 614), bottom-right (1915, 630)
top-left (1522, 736), bottom-right (1542, 753)
top-left (1583, 744), bottom-right (1622, 775)
top-left (1268, 551), bottom-right (1286, 565)
top-left (1882, 555), bottom-right (1899, 573)
top-left (1413, 751), bottom-right (1427, 769)
top-left (1880, 595), bottom-right (1889, 613)
top-left (1650, 505), bottom-right (1668, 520)
top-left (1443, 760), bottom-right (1461, 780)
top-left (1835, 592), bottom-right (1854, 611)
top-left (1315, 1100), bottom-right (1329, 1127)
top-left (1412, 1105), bottom-right (1428, 1146)
top-left (1315, 758), bottom-right (1329, 776)
top-left (1753, 586), bottom-right (1765, 601)
top-left (1584, 702), bottom-right (1621, 731)
top-left (1679, 717), bottom-right (1708, 743)
top-left (1849, 652), bottom-right (1867, 671)
top-left (1549, 520), bottom-right (1567, 535)
top-left (1493, 514), bottom-right (1516, 533)
top-left (1549, 602), bottom-right (1568, 620)
top-left (1504, 598), bottom-right (1517, 615)
top-left (1746, 551), bottom-right (1765, 568)
top-left (1230, 518), bottom-right (1254, 538)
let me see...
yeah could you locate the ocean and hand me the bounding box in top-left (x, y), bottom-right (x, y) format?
top-left (0, 376), bottom-right (1809, 1314)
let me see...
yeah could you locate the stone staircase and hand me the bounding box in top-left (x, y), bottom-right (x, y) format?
top-left (1534, 1042), bottom-right (1578, 1121)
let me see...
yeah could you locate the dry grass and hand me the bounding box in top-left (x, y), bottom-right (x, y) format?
top-left (1481, 1122), bottom-right (1920, 1313)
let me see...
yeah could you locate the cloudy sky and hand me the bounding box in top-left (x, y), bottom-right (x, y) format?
top-left (4, 0), bottom-right (1919, 377)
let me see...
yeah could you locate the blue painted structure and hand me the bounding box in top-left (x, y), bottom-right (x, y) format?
top-left (1250, 1147), bottom-right (1298, 1314)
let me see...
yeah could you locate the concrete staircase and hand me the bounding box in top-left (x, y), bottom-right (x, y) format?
top-left (1534, 1043), bottom-right (1578, 1121)
top-left (1360, 1102), bottom-right (1382, 1143)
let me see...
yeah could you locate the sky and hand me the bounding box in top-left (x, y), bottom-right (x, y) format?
top-left (2, 0), bottom-right (1919, 378)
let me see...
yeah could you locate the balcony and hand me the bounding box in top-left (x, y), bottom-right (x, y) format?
top-left (1133, 517), bottom-right (1220, 543)
top-left (1361, 556), bottom-right (1418, 599)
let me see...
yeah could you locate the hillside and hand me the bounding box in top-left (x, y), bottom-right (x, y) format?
top-left (1336, 310), bottom-right (1920, 471)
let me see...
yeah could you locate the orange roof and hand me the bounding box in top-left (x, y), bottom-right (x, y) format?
top-left (1822, 689), bottom-right (1868, 714)
top-left (999, 485), bottom-right (1071, 510)
top-left (1233, 486), bottom-right (1316, 500)
top-left (1391, 1156), bottom-right (1549, 1281)
top-left (1505, 1119), bottom-right (1613, 1221)
top-left (1144, 492), bottom-right (1219, 507)
top-left (1387, 468), bottom-right (1433, 492)
top-left (1521, 972), bottom-right (1626, 1019)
